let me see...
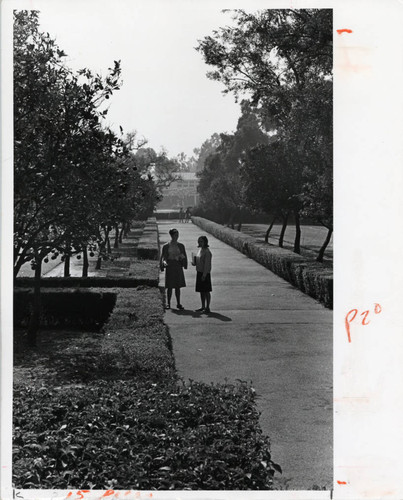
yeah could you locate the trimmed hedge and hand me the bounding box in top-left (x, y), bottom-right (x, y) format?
top-left (13, 285), bottom-right (282, 489)
top-left (14, 289), bottom-right (116, 329)
top-left (137, 217), bottom-right (160, 260)
top-left (192, 216), bottom-right (333, 309)
top-left (97, 287), bottom-right (175, 381)
top-left (14, 260), bottom-right (160, 288)
top-left (13, 380), bottom-right (280, 490)
top-left (154, 210), bottom-right (180, 220)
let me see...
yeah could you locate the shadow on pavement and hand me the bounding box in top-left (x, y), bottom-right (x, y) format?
top-left (170, 309), bottom-right (232, 322)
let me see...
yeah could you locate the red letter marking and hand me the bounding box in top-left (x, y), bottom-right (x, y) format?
top-left (345, 309), bottom-right (358, 342)
top-left (375, 303), bottom-right (382, 314)
top-left (360, 310), bottom-right (370, 326)
top-left (345, 304), bottom-right (383, 342)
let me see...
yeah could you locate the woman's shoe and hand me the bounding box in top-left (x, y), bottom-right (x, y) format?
top-left (195, 307), bottom-right (205, 312)
top-left (165, 304), bottom-right (171, 310)
top-left (203, 308), bottom-right (211, 314)
top-left (177, 304), bottom-right (185, 310)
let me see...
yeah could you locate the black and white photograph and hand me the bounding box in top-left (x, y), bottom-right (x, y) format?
top-left (2, 1), bottom-right (403, 499)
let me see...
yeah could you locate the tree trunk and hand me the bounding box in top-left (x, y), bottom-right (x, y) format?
top-left (317, 227), bottom-right (333, 262)
top-left (293, 210), bottom-right (301, 254)
top-left (279, 212), bottom-right (289, 248)
top-left (124, 222), bottom-right (130, 236)
top-left (27, 254), bottom-right (42, 347)
top-left (64, 253), bottom-right (71, 277)
top-left (114, 224), bottom-right (119, 248)
top-left (119, 226), bottom-right (125, 243)
top-left (236, 209), bottom-right (243, 231)
top-left (227, 212), bottom-right (235, 229)
top-left (95, 256), bottom-right (102, 270)
top-left (106, 230), bottom-right (111, 254)
top-left (95, 240), bottom-right (105, 270)
top-left (82, 246), bottom-right (89, 277)
top-left (265, 215), bottom-right (277, 243)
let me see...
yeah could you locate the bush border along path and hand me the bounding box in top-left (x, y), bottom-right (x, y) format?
top-left (137, 216), bottom-right (160, 260)
top-left (14, 278), bottom-right (281, 489)
top-left (192, 216), bottom-right (333, 309)
top-left (98, 287), bottom-right (176, 381)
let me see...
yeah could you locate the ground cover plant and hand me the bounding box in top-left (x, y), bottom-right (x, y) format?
top-left (14, 380), bottom-right (280, 490)
top-left (14, 286), bottom-right (281, 489)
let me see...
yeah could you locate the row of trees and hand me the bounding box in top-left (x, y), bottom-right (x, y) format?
top-left (14, 11), bottom-right (182, 343)
top-left (195, 9), bottom-right (333, 261)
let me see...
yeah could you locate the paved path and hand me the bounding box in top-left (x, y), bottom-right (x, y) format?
top-left (159, 220), bottom-right (332, 490)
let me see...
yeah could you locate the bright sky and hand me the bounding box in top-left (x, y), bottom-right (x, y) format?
top-left (30, 0), bottom-right (251, 158)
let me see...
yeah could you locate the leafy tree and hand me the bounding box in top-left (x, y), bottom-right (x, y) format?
top-left (197, 102), bottom-right (268, 229)
top-left (175, 152), bottom-right (197, 172)
top-left (241, 142), bottom-right (302, 249)
top-left (197, 9), bottom-right (332, 253)
top-left (134, 147), bottom-right (180, 191)
top-left (14, 11), bottom-right (124, 343)
top-left (193, 133), bottom-right (222, 172)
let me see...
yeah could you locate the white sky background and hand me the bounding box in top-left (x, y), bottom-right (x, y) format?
top-left (35, 0), bottom-right (246, 157)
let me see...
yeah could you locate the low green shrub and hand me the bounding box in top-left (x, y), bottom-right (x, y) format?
top-left (97, 287), bottom-right (175, 381)
top-left (154, 210), bottom-right (179, 220)
top-left (192, 216), bottom-right (333, 308)
top-left (14, 289), bottom-right (116, 329)
top-left (137, 217), bottom-right (160, 260)
top-left (13, 380), bottom-right (280, 490)
top-left (14, 275), bottom-right (159, 288)
top-left (13, 259), bottom-right (282, 489)
top-left (128, 259), bottom-right (160, 284)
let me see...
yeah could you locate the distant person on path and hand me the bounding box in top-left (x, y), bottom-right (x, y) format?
top-left (160, 228), bottom-right (188, 310)
top-left (184, 206), bottom-right (191, 223)
top-left (192, 235), bottom-right (212, 313)
top-left (178, 207), bottom-right (184, 223)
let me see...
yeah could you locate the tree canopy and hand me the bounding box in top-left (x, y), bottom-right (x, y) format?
top-left (14, 11), bottom-right (160, 278)
top-left (196, 8), bottom-right (333, 250)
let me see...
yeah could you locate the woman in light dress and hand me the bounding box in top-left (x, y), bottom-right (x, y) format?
top-left (192, 235), bottom-right (212, 313)
top-left (160, 228), bottom-right (188, 310)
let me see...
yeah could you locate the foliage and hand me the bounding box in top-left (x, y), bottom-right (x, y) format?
top-left (14, 284), bottom-right (281, 489)
top-left (241, 142), bottom-right (302, 218)
top-left (14, 10), bottom-right (126, 276)
top-left (136, 219), bottom-right (160, 260)
top-left (192, 216), bottom-right (332, 308)
top-left (197, 9), bottom-right (333, 243)
top-left (197, 103), bottom-right (269, 228)
top-left (14, 289), bottom-right (116, 329)
top-left (197, 9), bottom-right (332, 131)
top-left (134, 147), bottom-right (181, 191)
top-left (175, 151), bottom-right (197, 173)
top-left (98, 287), bottom-right (175, 381)
top-left (193, 133), bottom-right (222, 172)
top-left (13, 379), bottom-right (280, 490)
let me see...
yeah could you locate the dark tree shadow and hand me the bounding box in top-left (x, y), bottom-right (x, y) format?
top-left (170, 309), bottom-right (232, 322)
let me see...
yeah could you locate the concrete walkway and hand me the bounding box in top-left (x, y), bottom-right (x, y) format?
top-left (159, 220), bottom-right (332, 490)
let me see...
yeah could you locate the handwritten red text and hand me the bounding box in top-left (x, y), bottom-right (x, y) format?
top-left (345, 303), bottom-right (382, 342)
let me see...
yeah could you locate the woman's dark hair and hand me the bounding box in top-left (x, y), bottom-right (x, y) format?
top-left (169, 228), bottom-right (179, 237)
top-left (198, 235), bottom-right (209, 247)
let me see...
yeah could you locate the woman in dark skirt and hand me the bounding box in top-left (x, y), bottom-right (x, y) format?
top-left (160, 228), bottom-right (188, 309)
top-left (192, 235), bottom-right (212, 313)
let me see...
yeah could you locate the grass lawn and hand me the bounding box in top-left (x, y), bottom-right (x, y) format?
top-left (241, 223), bottom-right (333, 264)
top-left (14, 328), bottom-right (103, 386)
